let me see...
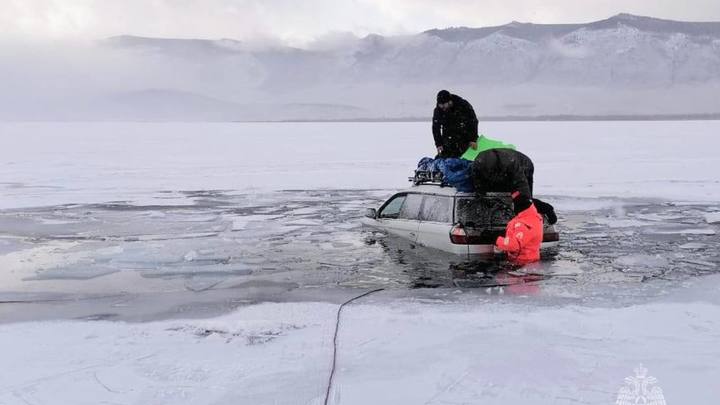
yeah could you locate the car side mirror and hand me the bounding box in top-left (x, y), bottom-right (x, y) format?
top-left (365, 208), bottom-right (377, 219)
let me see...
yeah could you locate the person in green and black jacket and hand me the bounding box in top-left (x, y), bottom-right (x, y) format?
top-left (432, 90), bottom-right (478, 158)
top-left (471, 148), bottom-right (558, 224)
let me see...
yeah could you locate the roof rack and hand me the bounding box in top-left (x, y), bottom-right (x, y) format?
top-left (409, 170), bottom-right (448, 186)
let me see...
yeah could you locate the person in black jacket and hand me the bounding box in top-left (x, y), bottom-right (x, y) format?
top-left (432, 90), bottom-right (478, 158)
top-left (472, 148), bottom-right (557, 224)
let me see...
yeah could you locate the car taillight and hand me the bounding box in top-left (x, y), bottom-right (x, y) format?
top-left (449, 225), bottom-right (468, 244)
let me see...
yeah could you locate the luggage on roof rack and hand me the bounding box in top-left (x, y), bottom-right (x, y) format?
top-left (411, 157), bottom-right (474, 191)
top-left (410, 157), bottom-right (447, 186)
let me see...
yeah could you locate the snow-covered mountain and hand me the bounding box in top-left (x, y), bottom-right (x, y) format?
top-left (3, 13), bottom-right (720, 120)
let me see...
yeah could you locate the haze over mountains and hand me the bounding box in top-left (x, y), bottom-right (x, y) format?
top-left (3, 13), bottom-right (720, 121)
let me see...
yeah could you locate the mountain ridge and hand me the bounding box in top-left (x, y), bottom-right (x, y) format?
top-left (106, 13), bottom-right (720, 48)
top-left (423, 13), bottom-right (720, 41)
top-left (4, 13), bottom-right (720, 121)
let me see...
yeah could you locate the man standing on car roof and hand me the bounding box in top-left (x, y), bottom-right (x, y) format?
top-left (432, 90), bottom-right (479, 158)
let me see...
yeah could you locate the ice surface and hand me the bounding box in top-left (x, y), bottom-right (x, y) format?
top-left (1, 121), bottom-right (720, 404)
top-left (614, 254), bottom-right (669, 268)
top-left (2, 294), bottom-right (720, 404)
top-left (653, 228), bottom-right (716, 235)
top-left (594, 217), bottom-right (650, 228)
top-left (706, 212), bottom-right (720, 224)
top-left (1, 121), bottom-right (720, 209)
top-left (680, 242), bottom-right (707, 250)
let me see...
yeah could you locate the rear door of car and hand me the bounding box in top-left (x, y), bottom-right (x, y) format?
top-left (454, 193), bottom-right (514, 244)
top-left (376, 193), bottom-right (422, 243)
top-left (416, 194), bottom-right (454, 249)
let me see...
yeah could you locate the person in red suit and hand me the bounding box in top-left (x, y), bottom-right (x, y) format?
top-left (495, 195), bottom-right (544, 265)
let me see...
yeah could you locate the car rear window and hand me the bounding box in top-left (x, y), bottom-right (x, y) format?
top-left (455, 195), bottom-right (514, 227)
top-left (419, 195), bottom-right (452, 223)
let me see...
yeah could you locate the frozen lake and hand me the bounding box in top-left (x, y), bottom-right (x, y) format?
top-left (1, 121), bottom-right (719, 208)
top-left (1, 121), bottom-right (719, 404)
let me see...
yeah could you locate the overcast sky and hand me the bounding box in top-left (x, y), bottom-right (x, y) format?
top-left (3, 0), bottom-right (720, 46)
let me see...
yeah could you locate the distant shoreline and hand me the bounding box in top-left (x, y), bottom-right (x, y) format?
top-left (269, 113), bottom-right (720, 123)
top-left (4, 113), bottom-right (720, 123)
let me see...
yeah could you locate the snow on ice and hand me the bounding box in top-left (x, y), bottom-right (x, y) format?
top-left (1, 120), bottom-right (719, 208)
top-left (2, 293), bottom-right (720, 404)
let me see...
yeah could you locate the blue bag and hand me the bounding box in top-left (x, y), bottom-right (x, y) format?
top-left (439, 158), bottom-right (474, 192)
top-left (415, 157), bottom-right (474, 192)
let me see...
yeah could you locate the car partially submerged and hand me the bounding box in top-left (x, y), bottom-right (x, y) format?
top-left (361, 183), bottom-right (559, 257)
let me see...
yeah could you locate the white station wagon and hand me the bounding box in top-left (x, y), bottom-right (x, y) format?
top-left (361, 184), bottom-right (559, 257)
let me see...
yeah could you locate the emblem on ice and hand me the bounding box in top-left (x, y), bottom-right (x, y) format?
top-left (615, 364), bottom-right (666, 405)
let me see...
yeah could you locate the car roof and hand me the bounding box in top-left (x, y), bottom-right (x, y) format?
top-left (398, 184), bottom-right (472, 197)
top-left (397, 184), bottom-right (512, 199)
